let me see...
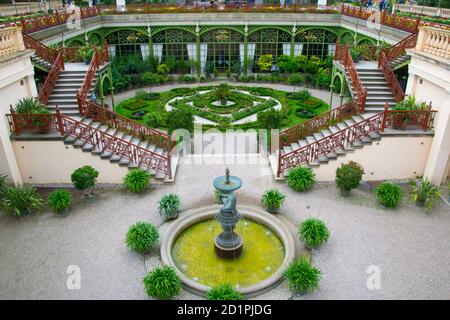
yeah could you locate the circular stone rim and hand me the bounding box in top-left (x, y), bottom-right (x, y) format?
top-left (160, 205), bottom-right (295, 298)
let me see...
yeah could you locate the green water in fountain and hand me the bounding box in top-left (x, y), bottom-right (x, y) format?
top-left (172, 219), bottom-right (285, 288)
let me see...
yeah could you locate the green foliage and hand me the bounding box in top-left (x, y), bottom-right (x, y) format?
top-left (48, 189), bottom-right (72, 213)
top-left (375, 181), bottom-right (403, 208)
top-left (166, 108), bottom-right (194, 133)
top-left (183, 75), bottom-right (196, 83)
top-left (294, 55), bottom-right (309, 72)
top-left (214, 83), bottom-right (231, 103)
top-left (143, 112), bottom-right (164, 128)
top-left (261, 189), bottom-right (285, 213)
top-left (409, 179), bottom-right (441, 212)
top-left (295, 108), bottom-right (316, 119)
top-left (124, 169), bottom-right (151, 193)
top-left (335, 161), bottom-right (364, 193)
top-left (143, 266), bottom-right (181, 299)
top-left (287, 167), bottom-right (316, 192)
top-left (287, 74), bottom-right (305, 85)
top-left (257, 107), bottom-right (285, 129)
top-left (135, 90), bottom-right (160, 101)
top-left (207, 283), bottom-right (243, 300)
top-left (299, 218), bottom-right (330, 248)
top-left (315, 67), bottom-right (332, 89)
top-left (276, 55), bottom-right (299, 73)
top-left (0, 174), bottom-right (7, 197)
top-left (257, 54), bottom-right (273, 71)
top-left (284, 256), bottom-right (321, 293)
top-left (121, 98), bottom-right (146, 111)
top-left (1, 185), bottom-right (43, 217)
top-left (15, 97), bottom-right (44, 113)
top-left (126, 221), bottom-right (159, 253)
top-left (70, 166), bottom-right (99, 194)
top-left (79, 45), bottom-right (94, 61)
top-left (288, 89), bottom-right (311, 101)
top-left (394, 96), bottom-right (427, 111)
top-left (156, 63), bottom-right (170, 76)
top-left (304, 56), bottom-right (321, 74)
top-left (158, 193), bottom-right (180, 218)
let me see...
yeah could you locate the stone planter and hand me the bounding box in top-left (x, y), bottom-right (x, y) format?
top-left (84, 194), bottom-right (96, 203)
top-left (160, 208), bottom-right (178, 220)
top-left (263, 205), bottom-right (280, 214)
top-left (415, 199), bottom-right (425, 208)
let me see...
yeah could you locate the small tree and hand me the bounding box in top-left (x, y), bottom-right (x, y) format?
top-left (276, 55), bottom-right (299, 73)
top-left (166, 108), bottom-right (194, 133)
top-left (70, 166), bottom-right (99, 198)
top-left (257, 108), bottom-right (285, 129)
top-left (143, 112), bottom-right (164, 128)
top-left (257, 54), bottom-right (273, 72)
top-left (335, 161), bottom-right (364, 197)
top-left (156, 63), bottom-right (170, 76)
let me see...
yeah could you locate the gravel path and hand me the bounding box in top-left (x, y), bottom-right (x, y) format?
top-left (0, 156), bottom-right (448, 299)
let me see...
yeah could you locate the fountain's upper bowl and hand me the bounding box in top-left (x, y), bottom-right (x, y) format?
top-left (213, 175), bottom-right (242, 193)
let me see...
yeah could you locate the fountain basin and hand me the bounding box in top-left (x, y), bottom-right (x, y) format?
top-left (160, 205), bottom-right (295, 297)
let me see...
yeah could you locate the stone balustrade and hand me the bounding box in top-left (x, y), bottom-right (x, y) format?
top-left (0, 1), bottom-right (63, 17)
top-left (0, 27), bottom-right (25, 59)
top-left (416, 26), bottom-right (450, 59)
top-left (394, 4), bottom-right (450, 19)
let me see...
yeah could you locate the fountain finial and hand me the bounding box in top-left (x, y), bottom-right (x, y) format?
top-left (225, 168), bottom-right (230, 184)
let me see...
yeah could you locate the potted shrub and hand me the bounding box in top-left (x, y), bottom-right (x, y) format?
top-left (375, 181), bottom-right (403, 208)
top-left (32, 107), bottom-right (51, 133)
top-left (207, 283), bottom-right (242, 300)
top-left (392, 96), bottom-right (428, 129)
top-left (261, 189), bottom-right (285, 213)
top-left (158, 193), bottom-right (181, 219)
top-left (299, 218), bottom-right (330, 249)
top-left (48, 189), bottom-right (72, 214)
top-left (409, 178), bottom-right (441, 212)
top-left (1, 184), bottom-right (43, 217)
top-left (125, 221), bottom-right (159, 253)
top-left (287, 167), bottom-right (316, 192)
top-left (70, 165), bottom-right (99, 200)
top-left (335, 161), bottom-right (364, 197)
top-left (14, 97), bottom-right (43, 113)
top-left (123, 169), bottom-right (151, 193)
top-left (283, 256), bottom-right (321, 295)
top-left (143, 266), bottom-right (181, 300)
top-left (79, 46), bottom-right (94, 64)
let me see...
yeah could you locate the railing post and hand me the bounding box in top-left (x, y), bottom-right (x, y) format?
top-left (55, 106), bottom-right (65, 136)
top-left (9, 105), bottom-right (20, 134)
top-left (422, 103), bottom-right (432, 131)
top-left (381, 103), bottom-right (389, 132)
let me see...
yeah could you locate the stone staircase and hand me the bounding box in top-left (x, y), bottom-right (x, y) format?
top-left (390, 54), bottom-right (410, 70)
top-left (31, 53), bottom-right (51, 71)
top-left (46, 63), bottom-right (100, 117)
top-left (347, 62), bottom-right (397, 113)
top-left (273, 113), bottom-right (381, 177)
top-left (63, 116), bottom-right (176, 181)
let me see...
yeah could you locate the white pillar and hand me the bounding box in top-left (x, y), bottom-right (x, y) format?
top-left (0, 109), bottom-right (22, 185)
top-left (423, 91), bottom-right (450, 185)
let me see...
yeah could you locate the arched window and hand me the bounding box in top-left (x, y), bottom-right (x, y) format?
top-left (200, 29), bottom-right (244, 73)
top-left (295, 29), bottom-right (338, 58)
top-left (249, 28), bottom-right (291, 72)
top-left (105, 29), bottom-right (149, 58)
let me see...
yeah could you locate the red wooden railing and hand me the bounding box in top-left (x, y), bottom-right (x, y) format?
top-left (341, 4), bottom-right (420, 33)
top-left (279, 100), bottom-right (360, 148)
top-left (23, 33), bottom-right (57, 64)
top-left (384, 33), bottom-right (418, 63)
top-left (5, 108), bottom-right (172, 179)
top-left (278, 112), bottom-right (384, 176)
top-left (378, 49), bottom-right (405, 103)
top-left (381, 103), bottom-right (436, 132)
top-left (336, 43), bottom-right (367, 110)
top-left (38, 51), bottom-right (64, 105)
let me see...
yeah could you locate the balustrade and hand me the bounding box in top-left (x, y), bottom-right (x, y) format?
top-left (0, 27), bottom-right (25, 59)
top-left (417, 27), bottom-right (450, 59)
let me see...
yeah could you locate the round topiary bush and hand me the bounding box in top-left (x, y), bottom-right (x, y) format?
top-left (125, 221), bottom-right (159, 253)
top-left (287, 167), bottom-right (316, 192)
top-left (70, 165), bottom-right (99, 198)
top-left (48, 189), bottom-right (72, 213)
top-left (335, 161), bottom-right (364, 197)
top-left (158, 193), bottom-right (181, 219)
top-left (299, 218), bottom-right (330, 248)
top-left (375, 181), bottom-right (403, 208)
top-left (284, 256), bottom-right (321, 294)
top-left (143, 266), bottom-right (181, 299)
top-left (206, 283), bottom-right (243, 300)
top-left (123, 169), bottom-right (151, 193)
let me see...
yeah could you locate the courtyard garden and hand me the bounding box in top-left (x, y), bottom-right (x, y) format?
top-left (115, 84), bottom-right (329, 131)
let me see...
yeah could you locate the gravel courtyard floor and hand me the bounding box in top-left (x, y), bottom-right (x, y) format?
top-left (0, 157), bottom-right (449, 299)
